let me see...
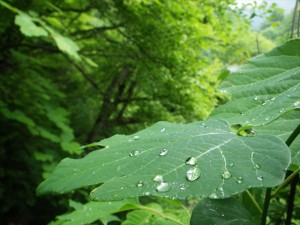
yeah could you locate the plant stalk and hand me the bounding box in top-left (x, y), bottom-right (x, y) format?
top-left (261, 188), bottom-right (272, 225)
top-left (272, 168), bottom-right (300, 197)
top-left (285, 174), bottom-right (299, 225)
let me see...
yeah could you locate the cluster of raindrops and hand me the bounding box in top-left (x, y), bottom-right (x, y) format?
top-left (257, 174), bottom-right (264, 181)
top-left (153, 175), bottom-right (171, 192)
top-left (185, 156), bottom-right (201, 181)
top-left (129, 150), bottom-right (140, 157)
top-left (293, 101), bottom-right (300, 107)
top-left (136, 180), bottom-right (144, 187)
top-left (128, 135), bottom-right (141, 142)
top-left (254, 95), bottom-right (277, 107)
top-left (254, 164), bottom-right (260, 169)
top-left (179, 183), bottom-right (188, 191)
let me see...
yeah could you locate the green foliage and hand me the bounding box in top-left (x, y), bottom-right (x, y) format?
top-left (38, 39), bottom-right (300, 223)
top-left (50, 198), bottom-right (190, 225)
top-left (190, 198), bottom-right (256, 225)
top-left (0, 0), bottom-right (286, 224)
top-left (50, 199), bottom-right (137, 225)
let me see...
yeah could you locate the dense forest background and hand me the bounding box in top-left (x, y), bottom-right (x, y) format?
top-left (0, 0), bottom-right (295, 224)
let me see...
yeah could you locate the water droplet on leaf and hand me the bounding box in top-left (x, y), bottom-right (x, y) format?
top-left (160, 128), bottom-right (166, 132)
top-left (209, 193), bottom-right (218, 199)
top-left (185, 157), bottom-right (197, 166)
top-left (136, 181), bottom-right (144, 187)
top-left (236, 177), bottom-right (243, 184)
top-left (229, 162), bottom-right (234, 167)
top-left (156, 182), bottom-right (171, 192)
top-left (73, 168), bottom-right (80, 173)
top-left (129, 150), bottom-right (140, 157)
top-left (257, 175), bottom-right (264, 181)
top-left (293, 101), bottom-right (300, 107)
top-left (179, 183), bottom-right (188, 191)
top-left (222, 171), bottom-right (232, 179)
top-left (159, 148), bottom-right (168, 156)
top-left (254, 164), bottom-right (260, 169)
top-left (217, 186), bottom-right (225, 196)
top-left (153, 175), bottom-right (164, 183)
top-left (254, 96), bottom-right (258, 101)
top-left (133, 135), bottom-right (140, 140)
top-left (186, 167), bottom-right (201, 181)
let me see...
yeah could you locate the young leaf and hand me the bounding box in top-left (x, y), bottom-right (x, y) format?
top-left (15, 12), bottom-right (48, 37)
top-left (211, 39), bottom-right (300, 126)
top-left (190, 198), bottom-right (255, 225)
top-left (37, 120), bottom-right (290, 201)
top-left (50, 199), bottom-right (138, 225)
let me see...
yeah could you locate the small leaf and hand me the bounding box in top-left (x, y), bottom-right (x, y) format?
top-left (47, 28), bottom-right (81, 61)
top-left (190, 198), bottom-right (255, 225)
top-left (50, 200), bottom-right (138, 225)
top-left (15, 13), bottom-right (48, 37)
top-left (61, 141), bottom-right (82, 155)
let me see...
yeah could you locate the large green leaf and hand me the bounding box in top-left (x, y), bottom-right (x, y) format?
top-left (190, 198), bottom-right (255, 225)
top-left (211, 39), bottom-right (300, 126)
top-left (37, 120), bottom-right (290, 201)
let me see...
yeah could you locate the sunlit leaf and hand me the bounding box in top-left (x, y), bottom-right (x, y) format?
top-left (15, 13), bottom-right (48, 37)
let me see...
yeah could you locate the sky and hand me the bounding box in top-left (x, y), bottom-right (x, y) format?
top-left (236, 0), bottom-right (295, 14)
top-left (236, 0), bottom-right (295, 29)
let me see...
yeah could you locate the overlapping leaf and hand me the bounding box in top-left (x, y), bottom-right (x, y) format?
top-left (50, 199), bottom-right (137, 225)
top-left (37, 120), bottom-right (290, 201)
top-left (211, 39), bottom-right (300, 126)
top-left (190, 198), bottom-right (256, 225)
top-left (255, 110), bottom-right (300, 166)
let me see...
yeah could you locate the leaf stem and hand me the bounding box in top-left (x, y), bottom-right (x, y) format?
top-left (245, 190), bottom-right (262, 214)
top-left (139, 205), bottom-right (186, 225)
top-left (272, 168), bottom-right (300, 197)
top-left (285, 174), bottom-right (299, 225)
top-left (285, 123), bottom-right (300, 147)
top-left (261, 188), bottom-right (272, 225)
